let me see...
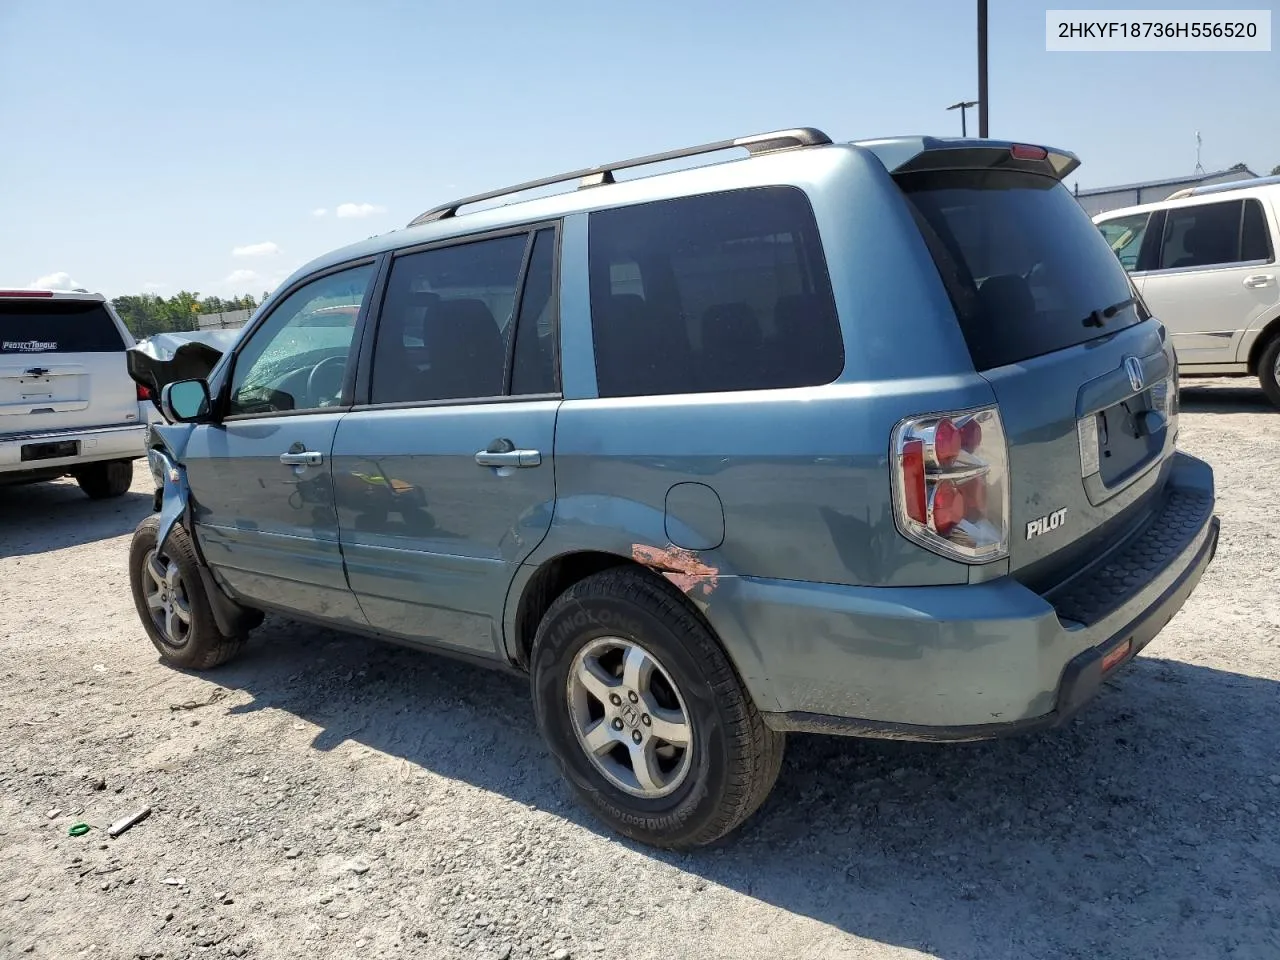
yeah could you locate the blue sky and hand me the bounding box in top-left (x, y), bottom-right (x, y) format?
top-left (1, 0), bottom-right (1275, 298)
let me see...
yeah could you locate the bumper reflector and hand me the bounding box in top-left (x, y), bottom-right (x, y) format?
top-left (1101, 640), bottom-right (1132, 674)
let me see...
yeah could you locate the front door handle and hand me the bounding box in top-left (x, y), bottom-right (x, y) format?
top-left (474, 448), bottom-right (542, 468)
top-left (1243, 274), bottom-right (1274, 288)
top-left (279, 451), bottom-right (323, 466)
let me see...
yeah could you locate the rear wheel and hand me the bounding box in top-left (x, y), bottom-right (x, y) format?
top-left (530, 568), bottom-right (784, 849)
top-left (129, 514), bottom-right (246, 670)
top-left (76, 459), bottom-right (134, 499)
top-left (1259, 336), bottom-right (1280, 409)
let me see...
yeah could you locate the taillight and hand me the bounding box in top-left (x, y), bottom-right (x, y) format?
top-left (136, 383), bottom-right (152, 401)
top-left (1010, 144), bottom-right (1048, 161)
top-left (1149, 368), bottom-right (1179, 438)
top-left (891, 407), bottom-right (1010, 562)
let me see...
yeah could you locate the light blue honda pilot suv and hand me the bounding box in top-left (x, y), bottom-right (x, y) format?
top-left (128, 127), bottom-right (1219, 849)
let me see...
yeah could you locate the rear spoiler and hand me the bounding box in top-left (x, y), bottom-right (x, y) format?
top-left (854, 137), bottom-right (1080, 181)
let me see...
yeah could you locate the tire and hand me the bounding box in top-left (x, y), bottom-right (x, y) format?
top-left (76, 459), bottom-right (134, 499)
top-left (129, 514), bottom-right (246, 670)
top-left (530, 568), bottom-right (784, 849)
top-left (1259, 336), bottom-right (1280, 409)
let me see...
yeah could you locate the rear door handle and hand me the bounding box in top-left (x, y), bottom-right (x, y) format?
top-left (1243, 274), bottom-right (1274, 288)
top-left (279, 451), bottom-right (323, 466)
top-left (474, 449), bottom-right (542, 468)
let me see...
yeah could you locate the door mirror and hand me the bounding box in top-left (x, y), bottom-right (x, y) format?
top-left (161, 379), bottom-right (213, 423)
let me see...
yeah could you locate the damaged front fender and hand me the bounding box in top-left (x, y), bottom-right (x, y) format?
top-left (148, 445), bottom-right (190, 557)
top-left (143, 432), bottom-right (263, 637)
top-left (146, 421), bottom-right (198, 555)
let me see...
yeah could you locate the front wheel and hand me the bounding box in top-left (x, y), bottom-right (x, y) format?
top-left (129, 515), bottom-right (246, 670)
top-left (531, 568), bottom-right (784, 849)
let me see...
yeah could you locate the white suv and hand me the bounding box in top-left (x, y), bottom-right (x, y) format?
top-left (1, 289), bottom-right (147, 498)
top-left (1094, 176), bottom-right (1280, 406)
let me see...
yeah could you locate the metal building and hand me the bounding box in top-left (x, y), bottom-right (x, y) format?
top-left (1073, 166), bottom-right (1258, 217)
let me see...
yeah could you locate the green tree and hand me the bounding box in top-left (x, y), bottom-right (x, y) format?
top-left (164, 291), bottom-right (201, 332)
top-left (113, 288), bottom-right (260, 340)
top-left (112, 294), bottom-right (169, 338)
top-left (1271, 164), bottom-right (1280, 176)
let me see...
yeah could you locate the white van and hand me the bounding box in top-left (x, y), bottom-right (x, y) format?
top-left (1094, 176), bottom-right (1280, 406)
top-left (1, 289), bottom-right (147, 497)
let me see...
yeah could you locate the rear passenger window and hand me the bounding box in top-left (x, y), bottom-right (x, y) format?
top-left (1158, 200), bottom-right (1250, 270)
top-left (588, 187), bottom-right (843, 398)
top-left (510, 229), bottom-right (559, 395)
top-left (371, 235), bottom-right (528, 404)
top-left (1241, 199), bottom-right (1274, 263)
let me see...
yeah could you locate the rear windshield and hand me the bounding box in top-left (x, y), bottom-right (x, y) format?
top-left (0, 299), bottom-right (126, 354)
top-left (898, 170), bottom-right (1145, 371)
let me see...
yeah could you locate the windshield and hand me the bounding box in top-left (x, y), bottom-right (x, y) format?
top-left (1, 299), bottom-right (125, 354)
top-left (898, 170), bottom-right (1145, 371)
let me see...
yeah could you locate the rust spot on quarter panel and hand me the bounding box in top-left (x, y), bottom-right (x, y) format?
top-left (632, 544), bottom-right (720, 600)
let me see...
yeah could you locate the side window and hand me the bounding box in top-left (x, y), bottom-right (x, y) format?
top-left (510, 229), bottom-right (558, 395)
top-left (227, 264), bottom-right (373, 416)
top-left (588, 187), bottom-right (844, 398)
top-left (1241, 199), bottom-right (1274, 263)
top-left (370, 235), bottom-right (527, 404)
top-left (1159, 200), bottom-right (1243, 270)
top-left (1097, 213), bottom-right (1151, 272)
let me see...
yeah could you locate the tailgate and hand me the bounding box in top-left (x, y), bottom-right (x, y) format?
top-left (981, 324), bottom-right (1176, 586)
top-left (0, 298), bottom-right (139, 435)
top-left (889, 147), bottom-right (1179, 585)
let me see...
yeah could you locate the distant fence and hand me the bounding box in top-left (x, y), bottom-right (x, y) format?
top-left (197, 309), bottom-right (252, 330)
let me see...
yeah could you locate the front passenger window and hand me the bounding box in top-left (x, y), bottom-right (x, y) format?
top-left (228, 264), bottom-right (373, 416)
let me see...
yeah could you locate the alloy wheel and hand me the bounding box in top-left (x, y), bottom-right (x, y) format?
top-left (141, 548), bottom-right (192, 648)
top-left (565, 636), bottom-right (693, 799)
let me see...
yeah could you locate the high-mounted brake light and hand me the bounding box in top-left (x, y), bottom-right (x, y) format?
top-left (1010, 144), bottom-right (1048, 161)
top-left (0, 289), bottom-right (55, 298)
top-left (891, 407), bottom-right (1010, 563)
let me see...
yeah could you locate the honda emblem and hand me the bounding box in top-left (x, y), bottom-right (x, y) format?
top-left (1124, 356), bottom-right (1144, 393)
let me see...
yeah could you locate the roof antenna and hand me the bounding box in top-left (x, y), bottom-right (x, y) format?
top-left (1194, 131), bottom-right (1205, 175)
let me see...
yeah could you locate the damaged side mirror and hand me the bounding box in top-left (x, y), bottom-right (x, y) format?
top-left (161, 379), bottom-right (213, 424)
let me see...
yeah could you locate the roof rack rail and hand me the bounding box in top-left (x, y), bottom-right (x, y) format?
top-left (406, 127), bottom-right (832, 228)
top-left (1167, 172), bottom-right (1280, 201)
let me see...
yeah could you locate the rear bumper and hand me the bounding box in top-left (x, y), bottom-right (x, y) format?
top-left (762, 513), bottom-right (1218, 740)
top-left (706, 452), bottom-right (1218, 738)
top-left (0, 422), bottom-right (146, 475)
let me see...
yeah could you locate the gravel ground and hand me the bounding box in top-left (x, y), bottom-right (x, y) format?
top-left (2, 378), bottom-right (1278, 960)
